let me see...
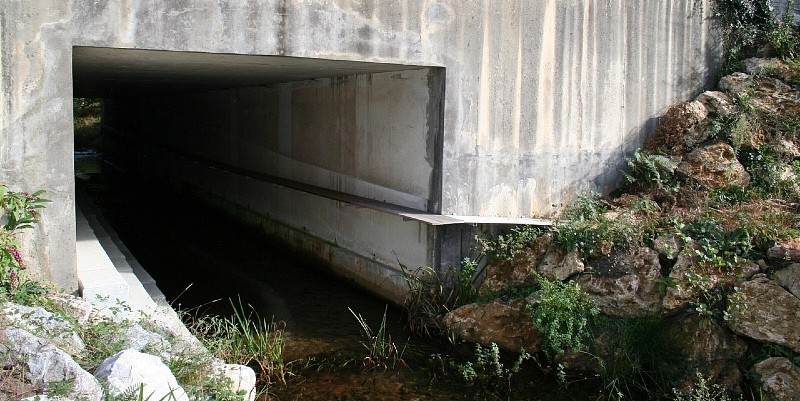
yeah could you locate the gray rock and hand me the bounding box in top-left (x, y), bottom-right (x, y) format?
top-left (0, 327), bottom-right (103, 401)
top-left (20, 396), bottom-right (76, 401)
top-left (696, 91), bottom-right (736, 117)
top-left (752, 357), bottom-right (800, 401)
top-left (537, 248), bottom-right (585, 282)
top-left (719, 72), bottom-right (754, 97)
top-left (663, 249), bottom-right (759, 315)
top-left (0, 302), bottom-right (85, 355)
top-left (677, 142), bottom-right (751, 188)
top-left (95, 349), bottom-right (189, 401)
top-left (575, 247), bottom-right (662, 317)
top-left (774, 263), bottom-right (800, 299)
top-left (44, 293), bottom-right (95, 325)
top-left (113, 323), bottom-right (169, 355)
top-left (653, 234), bottom-right (682, 259)
top-left (727, 275), bottom-right (800, 353)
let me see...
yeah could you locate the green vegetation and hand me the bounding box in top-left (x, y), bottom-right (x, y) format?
top-left (349, 306), bottom-right (407, 370)
top-left (73, 98), bottom-right (102, 150)
top-left (183, 299), bottom-right (286, 387)
top-left (0, 185), bottom-right (49, 300)
top-left (527, 273), bottom-right (599, 360)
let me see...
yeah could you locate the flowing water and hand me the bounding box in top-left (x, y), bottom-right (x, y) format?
top-left (75, 153), bottom-right (603, 401)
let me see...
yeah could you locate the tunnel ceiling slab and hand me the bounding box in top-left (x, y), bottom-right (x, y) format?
top-left (72, 47), bottom-right (428, 98)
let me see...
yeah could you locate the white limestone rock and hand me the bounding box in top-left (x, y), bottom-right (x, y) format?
top-left (213, 363), bottom-right (258, 401)
top-left (95, 349), bottom-right (189, 401)
top-left (0, 302), bottom-right (85, 355)
top-left (0, 327), bottom-right (103, 401)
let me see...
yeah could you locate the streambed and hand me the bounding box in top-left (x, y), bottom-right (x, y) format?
top-left (75, 153), bottom-right (603, 401)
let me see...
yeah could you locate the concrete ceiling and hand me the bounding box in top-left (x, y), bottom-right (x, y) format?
top-left (72, 47), bottom-right (424, 98)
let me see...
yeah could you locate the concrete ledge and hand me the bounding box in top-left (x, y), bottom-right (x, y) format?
top-left (75, 197), bottom-right (166, 311)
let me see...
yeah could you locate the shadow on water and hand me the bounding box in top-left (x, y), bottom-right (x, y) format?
top-left (75, 153), bottom-right (604, 401)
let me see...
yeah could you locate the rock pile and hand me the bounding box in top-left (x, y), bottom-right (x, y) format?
top-left (0, 294), bottom-right (256, 401)
top-left (442, 58), bottom-right (800, 399)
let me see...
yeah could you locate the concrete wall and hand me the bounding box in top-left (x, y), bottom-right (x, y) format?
top-left (100, 69), bottom-right (443, 302)
top-left (114, 68), bottom-right (439, 211)
top-left (0, 0), bottom-right (720, 292)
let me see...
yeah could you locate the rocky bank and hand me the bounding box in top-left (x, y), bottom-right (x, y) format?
top-left (443, 58), bottom-right (800, 400)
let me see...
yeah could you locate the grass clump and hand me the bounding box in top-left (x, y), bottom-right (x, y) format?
top-left (183, 299), bottom-right (286, 388)
top-left (349, 306), bottom-right (407, 370)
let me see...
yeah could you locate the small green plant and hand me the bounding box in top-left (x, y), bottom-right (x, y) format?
top-left (554, 194), bottom-right (655, 258)
top-left (526, 273), bottom-right (599, 360)
top-left (0, 185), bottom-right (49, 297)
top-left (476, 225), bottom-right (544, 262)
top-left (673, 371), bottom-right (739, 401)
top-left (348, 306), bottom-right (407, 370)
top-left (453, 342), bottom-right (531, 396)
top-left (623, 150), bottom-right (679, 192)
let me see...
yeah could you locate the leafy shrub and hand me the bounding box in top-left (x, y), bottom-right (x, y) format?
top-left (0, 185), bottom-right (49, 296)
top-left (476, 225), bottom-right (544, 262)
top-left (554, 194), bottom-right (657, 258)
top-left (526, 273), bottom-right (599, 360)
top-left (623, 150), bottom-right (679, 191)
top-left (454, 343), bottom-right (531, 396)
top-left (713, 0), bottom-right (798, 69)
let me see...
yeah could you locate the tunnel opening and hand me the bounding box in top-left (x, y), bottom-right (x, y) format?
top-left (71, 46), bottom-right (446, 313)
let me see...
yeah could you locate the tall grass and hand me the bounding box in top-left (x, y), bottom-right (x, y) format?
top-left (183, 298), bottom-right (286, 387)
top-left (348, 306), bottom-right (407, 370)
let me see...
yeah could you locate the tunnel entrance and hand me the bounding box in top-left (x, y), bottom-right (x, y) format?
top-left (72, 46), bottom-right (446, 305)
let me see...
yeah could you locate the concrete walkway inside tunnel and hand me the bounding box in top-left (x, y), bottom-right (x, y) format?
top-left (75, 191), bottom-right (166, 312)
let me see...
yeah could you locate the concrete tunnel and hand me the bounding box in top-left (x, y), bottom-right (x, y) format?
top-left (71, 46), bottom-right (529, 304)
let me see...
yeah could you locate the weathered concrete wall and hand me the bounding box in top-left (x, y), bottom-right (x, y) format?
top-left (0, 0), bottom-right (720, 293)
top-left (100, 69), bottom-right (441, 303)
top-left (116, 69), bottom-right (438, 211)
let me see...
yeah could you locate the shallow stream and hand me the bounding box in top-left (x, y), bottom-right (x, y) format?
top-left (75, 153), bottom-right (603, 401)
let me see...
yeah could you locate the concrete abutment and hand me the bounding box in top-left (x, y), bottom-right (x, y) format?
top-left (1, 1), bottom-right (721, 301)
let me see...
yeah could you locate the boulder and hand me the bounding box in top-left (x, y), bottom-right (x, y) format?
top-left (647, 100), bottom-right (712, 154)
top-left (774, 263), bottom-right (800, 299)
top-left (668, 314), bottom-right (748, 393)
top-left (696, 91), bottom-right (737, 117)
top-left (653, 234), bottom-right (682, 258)
top-left (95, 349), bottom-right (189, 401)
top-left (720, 72), bottom-right (754, 97)
top-left (663, 250), bottom-right (759, 315)
top-left (0, 327), bottom-right (103, 401)
top-left (536, 248), bottom-right (585, 282)
top-left (768, 238), bottom-right (800, 262)
top-left (213, 363), bottom-right (258, 401)
top-left (720, 72), bottom-right (800, 116)
top-left (443, 299), bottom-right (539, 352)
top-left (45, 293), bottom-right (95, 325)
top-left (744, 58), bottom-right (800, 86)
top-left (0, 302), bottom-right (85, 355)
top-left (677, 142), bottom-right (751, 188)
top-left (727, 275), bottom-right (800, 353)
top-left (480, 234), bottom-right (583, 294)
top-left (752, 357), bottom-right (800, 401)
top-left (575, 247), bottom-right (662, 317)
top-left (113, 323), bottom-right (170, 355)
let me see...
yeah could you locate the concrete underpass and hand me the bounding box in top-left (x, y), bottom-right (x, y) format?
top-left (72, 46), bottom-right (494, 303)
